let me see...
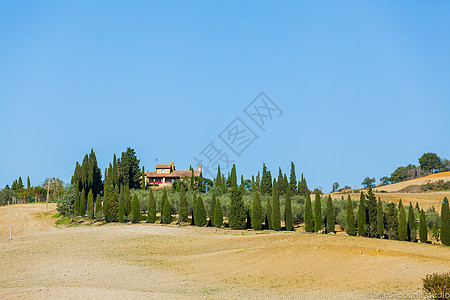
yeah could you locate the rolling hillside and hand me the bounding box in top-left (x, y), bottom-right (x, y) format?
top-left (374, 171), bottom-right (450, 193)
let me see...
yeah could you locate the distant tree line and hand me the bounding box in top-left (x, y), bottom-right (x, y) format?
top-left (55, 155), bottom-right (450, 246)
top-left (379, 152), bottom-right (450, 186)
top-left (0, 176), bottom-right (64, 206)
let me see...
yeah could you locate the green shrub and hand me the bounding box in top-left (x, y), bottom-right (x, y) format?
top-left (422, 272), bottom-right (450, 299)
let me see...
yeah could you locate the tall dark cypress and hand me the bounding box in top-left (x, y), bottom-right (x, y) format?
top-left (147, 190), bottom-right (156, 223)
top-left (160, 189), bottom-right (169, 224)
top-left (271, 181), bottom-right (281, 231)
top-left (326, 195), bottom-right (335, 233)
top-left (298, 173), bottom-right (308, 197)
top-left (285, 187), bottom-right (293, 231)
top-left (346, 195), bottom-right (355, 236)
top-left (441, 197), bottom-right (450, 246)
top-left (118, 192), bottom-right (126, 223)
top-left (87, 189), bottom-right (94, 219)
top-left (214, 198), bottom-right (223, 228)
top-left (277, 168), bottom-right (284, 195)
top-left (141, 166), bottom-right (146, 190)
top-left (228, 187), bottom-right (246, 229)
top-left (366, 187), bottom-right (377, 238)
top-left (161, 196), bottom-right (171, 224)
top-left (357, 191), bottom-right (366, 236)
top-left (289, 161), bottom-right (297, 194)
top-left (230, 164), bottom-right (237, 188)
top-left (195, 195), bottom-right (207, 226)
top-left (376, 198), bottom-right (384, 238)
top-left (398, 200), bottom-right (407, 241)
top-left (210, 193), bottom-right (217, 225)
top-left (27, 176), bottom-right (31, 189)
top-left (95, 194), bottom-right (102, 220)
top-left (178, 188), bottom-right (188, 223)
top-left (385, 203), bottom-right (398, 240)
top-left (215, 166), bottom-right (222, 191)
top-left (266, 196), bottom-right (272, 230)
top-left (103, 182), bottom-right (119, 222)
top-left (419, 209), bottom-right (428, 243)
top-left (260, 163), bottom-right (272, 195)
top-left (251, 192), bottom-right (263, 230)
top-left (131, 195), bottom-right (140, 223)
top-left (304, 192), bottom-right (313, 233)
top-left (240, 175), bottom-right (245, 194)
top-left (80, 189), bottom-right (86, 216)
top-left (125, 187), bottom-right (131, 216)
top-left (314, 190), bottom-right (322, 232)
top-left (407, 203), bottom-right (416, 242)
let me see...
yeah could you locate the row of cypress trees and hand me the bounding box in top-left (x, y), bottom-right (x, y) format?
top-left (301, 186), bottom-right (450, 246)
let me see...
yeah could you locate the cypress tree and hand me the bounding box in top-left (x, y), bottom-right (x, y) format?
top-left (376, 198), bottom-right (384, 238)
top-left (103, 183), bottom-right (119, 222)
top-left (178, 188), bottom-right (188, 223)
top-left (285, 188), bottom-right (293, 231)
top-left (210, 193), bottom-right (216, 225)
top-left (95, 195), bottom-right (102, 220)
top-left (346, 195), bottom-right (355, 236)
top-left (304, 192), bottom-right (313, 232)
top-left (18, 177), bottom-right (23, 189)
top-left (87, 189), bottom-right (94, 219)
top-left (271, 181), bottom-right (281, 231)
top-left (366, 187), bottom-right (377, 238)
top-left (419, 209), bottom-right (428, 243)
top-left (215, 166), bottom-right (222, 190)
top-left (191, 192), bottom-right (197, 225)
top-left (385, 202), bottom-right (398, 240)
top-left (441, 197), bottom-right (450, 246)
top-left (357, 191), bottom-right (366, 236)
top-left (266, 196), bottom-right (272, 230)
top-left (245, 209), bottom-right (252, 229)
top-left (298, 173), bottom-right (308, 197)
top-left (80, 189), bottom-right (86, 216)
top-left (240, 175), bottom-right (245, 195)
top-left (251, 192), bottom-right (263, 230)
top-left (214, 198), bottom-right (223, 227)
top-left (161, 196), bottom-right (170, 224)
top-left (407, 203), bottom-right (416, 242)
top-left (141, 166), bottom-right (146, 190)
top-left (131, 195), bottom-right (140, 223)
top-left (125, 187), bottom-right (131, 216)
top-left (195, 195), bottom-right (207, 226)
top-left (74, 189), bottom-right (80, 216)
top-left (27, 176), bottom-right (31, 189)
top-left (260, 163), bottom-right (272, 195)
top-left (314, 190), bottom-right (322, 232)
top-left (160, 189), bottom-right (168, 223)
top-left (398, 200), bottom-right (407, 241)
top-left (326, 195), bottom-right (335, 233)
top-left (230, 164), bottom-right (237, 188)
top-left (147, 190), bottom-right (156, 223)
top-left (228, 187), bottom-right (246, 229)
top-left (289, 161), bottom-right (297, 194)
top-left (277, 168), bottom-right (284, 194)
top-left (118, 192), bottom-right (126, 223)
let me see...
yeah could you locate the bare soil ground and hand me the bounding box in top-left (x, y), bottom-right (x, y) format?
top-left (1, 204), bottom-right (449, 299)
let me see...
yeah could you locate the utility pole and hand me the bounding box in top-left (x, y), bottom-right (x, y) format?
top-left (46, 176), bottom-right (50, 213)
top-left (8, 200), bottom-right (12, 240)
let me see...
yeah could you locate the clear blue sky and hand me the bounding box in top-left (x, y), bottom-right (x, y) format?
top-left (1, 1), bottom-right (449, 191)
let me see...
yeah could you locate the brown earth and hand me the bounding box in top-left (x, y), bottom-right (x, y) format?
top-left (1, 204), bottom-right (449, 299)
